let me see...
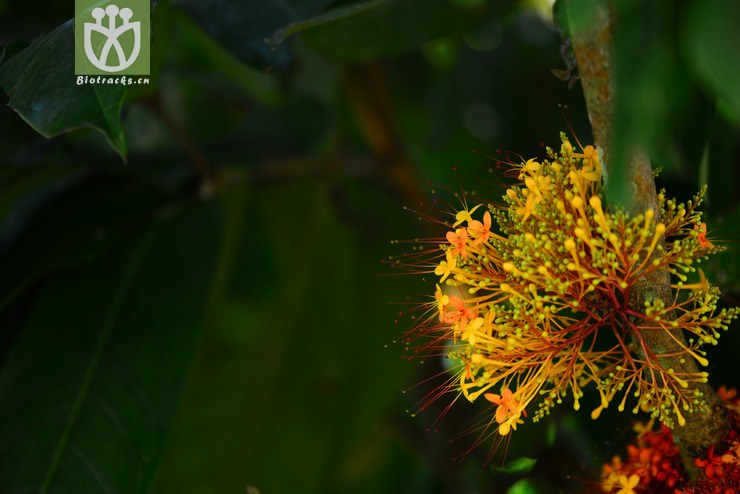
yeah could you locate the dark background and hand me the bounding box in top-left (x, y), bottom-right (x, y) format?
top-left (1, 0), bottom-right (739, 493)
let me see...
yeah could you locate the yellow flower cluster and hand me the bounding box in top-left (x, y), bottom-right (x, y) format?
top-left (423, 134), bottom-right (737, 437)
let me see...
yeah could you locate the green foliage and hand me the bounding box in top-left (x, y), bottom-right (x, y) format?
top-left (0, 195), bottom-right (222, 492)
top-left (506, 478), bottom-right (541, 494)
top-left (560, 0), bottom-right (740, 211)
top-left (0, 0), bottom-right (738, 493)
top-left (172, 0), bottom-right (336, 71)
top-left (684, 0), bottom-right (740, 125)
top-left (0, 177), bottom-right (171, 311)
top-left (0, 23), bottom-right (128, 156)
top-left (493, 456), bottom-right (538, 475)
top-left (301, 0), bottom-right (515, 61)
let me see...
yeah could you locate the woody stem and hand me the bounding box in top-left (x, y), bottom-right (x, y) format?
top-left (564, 0), bottom-right (728, 480)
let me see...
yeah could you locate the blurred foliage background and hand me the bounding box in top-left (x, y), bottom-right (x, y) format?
top-left (0, 0), bottom-right (739, 493)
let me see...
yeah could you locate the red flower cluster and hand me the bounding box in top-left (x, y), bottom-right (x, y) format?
top-left (684, 387), bottom-right (740, 494)
top-left (602, 422), bottom-right (684, 493)
top-left (602, 387), bottom-right (740, 494)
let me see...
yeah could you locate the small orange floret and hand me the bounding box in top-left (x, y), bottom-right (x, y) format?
top-left (443, 295), bottom-right (476, 330)
top-left (446, 228), bottom-right (469, 258)
top-left (484, 387), bottom-right (521, 424)
top-left (694, 222), bottom-right (714, 249)
top-left (468, 211), bottom-right (492, 246)
top-left (718, 386), bottom-right (738, 402)
top-left (694, 223), bottom-right (714, 249)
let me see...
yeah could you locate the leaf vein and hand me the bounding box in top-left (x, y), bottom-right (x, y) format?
top-left (40, 225), bottom-right (160, 493)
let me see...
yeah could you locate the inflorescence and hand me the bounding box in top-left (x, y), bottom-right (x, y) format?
top-left (397, 134), bottom-right (738, 441)
top-left (601, 386), bottom-right (740, 493)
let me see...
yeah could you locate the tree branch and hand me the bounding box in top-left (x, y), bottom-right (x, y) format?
top-left (565, 0), bottom-right (728, 479)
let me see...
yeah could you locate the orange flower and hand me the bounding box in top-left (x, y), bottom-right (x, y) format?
top-left (468, 211), bottom-right (492, 246)
top-left (484, 387), bottom-right (521, 424)
top-left (443, 295), bottom-right (476, 331)
top-left (718, 386), bottom-right (737, 403)
top-left (695, 447), bottom-right (726, 479)
top-left (615, 474), bottom-right (639, 494)
top-left (694, 222), bottom-right (713, 249)
top-left (446, 228), bottom-right (469, 258)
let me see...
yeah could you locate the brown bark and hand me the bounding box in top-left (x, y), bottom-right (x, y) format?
top-left (566, 0), bottom-right (728, 479)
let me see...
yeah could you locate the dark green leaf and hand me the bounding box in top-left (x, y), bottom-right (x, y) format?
top-left (0, 175), bottom-right (171, 312)
top-left (683, 0), bottom-right (740, 125)
top-left (153, 182), bottom-right (421, 493)
top-left (704, 115), bottom-right (740, 213)
top-left (0, 22), bottom-right (127, 156)
top-left (301, 0), bottom-right (516, 61)
top-left (0, 199), bottom-right (221, 493)
top-left (0, 40), bottom-right (29, 65)
top-left (506, 478), bottom-right (541, 494)
top-left (172, 0), bottom-right (335, 71)
top-left (0, 165), bottom-right (74, 222)
top-left (264, 0), bottom-right (388, 48)
top-left (492, 456), bottom-right (538, 474)
top-left (706, 206), bottom-right (740, 295)
top-left (608, 1), bottom-right (687, 207)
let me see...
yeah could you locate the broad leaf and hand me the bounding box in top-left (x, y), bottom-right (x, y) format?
top-left (301, 0), bottom-right (516, 61)
top-left (0, 21), bottom-right (128, 157)
top-left (492, 456), bottom-right (538, 474)
top-left (172, 0), bottom-right (336, 71)
top-left (0, 165), bottom-right (74, 222)
top-left (0, 199), bottom-right (222, 493)
top-left (684, 0), bottom-right (740, 125)
top-left (0, 175), bottom-right (170, 312)
top-left (153, 182), bottom-right (421, 493)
